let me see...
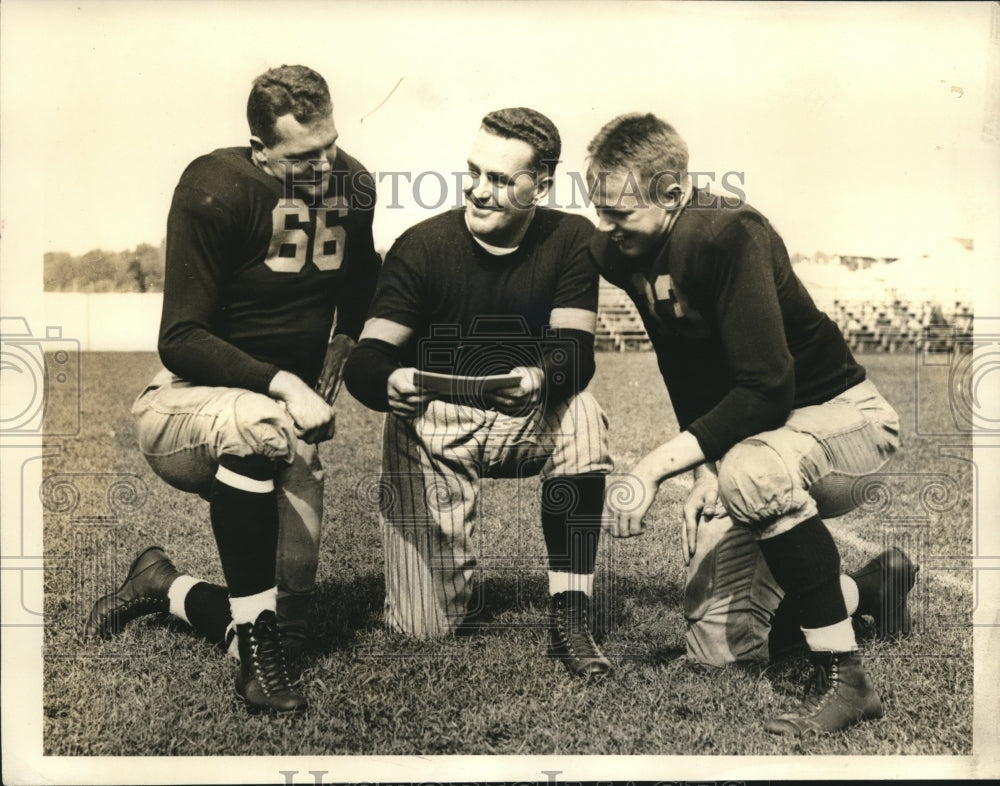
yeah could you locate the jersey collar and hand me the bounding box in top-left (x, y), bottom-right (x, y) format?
top-left (464, 213), bottom-right (521, 256)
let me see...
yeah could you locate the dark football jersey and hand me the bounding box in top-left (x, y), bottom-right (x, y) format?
top-left (367, 208), bottom-right (597, 375)
top-left (158, 146), bottom-right (381, 392)
top-left (591, 191), bottom-right (865, 461)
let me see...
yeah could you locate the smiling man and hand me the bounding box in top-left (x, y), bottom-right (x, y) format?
top-left (344, 108), bottom-right (614, 677)
top-left (83, 65), bottom-right (382, 713)
top-left (588, 113), bottom-right (916, 736)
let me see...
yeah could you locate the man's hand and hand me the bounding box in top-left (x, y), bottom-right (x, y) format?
top-left (269, 370), bottom-right (336, 444)
top-left (603, 470), bottom-right (660, 538)
top-left (482, 366), bottom-right (543, 416)
top-left (315, 334), bottom-right (355, 405)
top-left (682, 474), bottom-right (719, 565)
top-left (387, 367), bottom-right (427, 418)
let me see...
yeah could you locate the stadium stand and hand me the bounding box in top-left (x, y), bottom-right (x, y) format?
top-left (597, 281), bottom-right (651, 351)
top-left (596, 281), bottom-right (972, 353)
top-left (827, 298), bottom-right (973, 353)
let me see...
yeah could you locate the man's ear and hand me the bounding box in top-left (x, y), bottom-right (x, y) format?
top-left (249, 136), bottom-right (268, 165)
top-left (652, 173), bottom-right (690, 209)
top-left (532, 173), bottom-right (554, 204)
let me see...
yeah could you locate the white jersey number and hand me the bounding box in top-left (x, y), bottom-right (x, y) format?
top-left (265, 197), bottom-right (348, 273)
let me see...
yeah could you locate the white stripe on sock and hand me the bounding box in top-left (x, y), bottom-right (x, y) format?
top-left (215, 464), bottom-right (274, 494)
top-left (548, 571), bottom-right (594, 597)
top-left (166, 574), bottom-right (201, 625)
top-left (229, 586), bottom-right (278, 625)
top-left (802, 617), bottom-right (857, 652)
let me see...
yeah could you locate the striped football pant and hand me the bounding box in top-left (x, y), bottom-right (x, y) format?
top-left (378, 392), bottom-right (612, 638)
top-left (686, 379), bottom-right (899, 666)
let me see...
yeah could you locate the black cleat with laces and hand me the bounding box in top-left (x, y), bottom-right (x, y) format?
top-left (547, 591), bottom-right (612, 678)
top-left (234, 609), bottom-right (307, 714)
top-left (765, 650), bottom-right (883, 736)
top-left (83, 546), bottom-right (180, 639)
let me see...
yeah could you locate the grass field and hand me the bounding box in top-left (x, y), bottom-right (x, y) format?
top-left (43, 351), bottom-right (974, 757)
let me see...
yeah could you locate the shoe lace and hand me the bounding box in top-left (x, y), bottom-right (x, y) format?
top-left (250, 617), bottom-right (293, 697)
top-left (798, 660), bottom-right (835, 713)
top-left (557, 603), bottom-right (599, 658)
top-left (106, 596), bottom-right (168, 629)
top-left (116, 595), bottom-right (167, 612)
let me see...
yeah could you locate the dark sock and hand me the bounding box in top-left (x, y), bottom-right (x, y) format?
top-left (541, 473), bottom-right (605, 576)
top-left (756, 515), bottom-right (847, 630)
top-left (184, 581), bottom-right (232, 644)
top-left (210, 454), bottom-right (279, 599)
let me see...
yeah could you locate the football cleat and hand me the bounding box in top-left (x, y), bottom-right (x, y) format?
top-left (83, 546), bottom-right (180, 639)
top-left (849, 546), bottom-right (919, 639)
top-left (768, 546), bottom-right (920, 660)
top-left (547, 591), bottom-right (612, 678)
top-left (234, 609), bottom-right (307, 714)
top-left (764, 650), bottom-right (883, 737)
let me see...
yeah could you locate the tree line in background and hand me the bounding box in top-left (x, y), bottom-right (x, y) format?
top-left (41, 244), bottom-right (895, 293)
top-left (44, 241), bottom-right (166, 292)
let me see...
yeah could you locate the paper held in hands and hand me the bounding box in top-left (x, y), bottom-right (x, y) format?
top-left (413, 370), bottom-right (523, 397)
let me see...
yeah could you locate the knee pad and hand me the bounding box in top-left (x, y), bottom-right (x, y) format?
top-left (275, 533), bottom-right (320, 595)
top-left (547, 392), bottom-right (612, 476)
top-left (224, 392), bottom-right (297, 462)
top-left (717, 440), bottom-right (797, 529)
top-left (684, 515), bottom-right (781, 666)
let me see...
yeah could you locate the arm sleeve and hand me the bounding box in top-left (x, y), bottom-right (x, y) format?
top-left (157, 184), bottom-right (279, 392)
top-left (540, 220), bottom-right (599, 401)
top-left (362, 233), bottom-right (426, 329)
top-left (341, 235), bottom-right (422, 412)
top-left (334, 170), bottom-right (382, 341)
top-left (541, 327), bottom-right (596, 402)
top-left (343, 338), bottom-right (402, 412)
top-left (686, 218), bottom-right (795, 461)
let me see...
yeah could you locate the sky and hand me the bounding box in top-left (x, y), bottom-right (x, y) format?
top-left (1, 0), bottom-right (997, 278)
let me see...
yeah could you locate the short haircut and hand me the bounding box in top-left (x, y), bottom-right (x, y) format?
top-left (247, 65), bottom-right (333, 147)
top-left (586, 113), bottom-right (689, 189)
top-left (481, 107), bottom-right (562, 177)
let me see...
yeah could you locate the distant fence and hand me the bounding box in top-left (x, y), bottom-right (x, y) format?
top-left (45, 293), bottom-right (162, 351)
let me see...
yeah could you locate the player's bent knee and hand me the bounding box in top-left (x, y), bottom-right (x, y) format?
top-left (717, 440), bottom-right (797, 528)
top-left (275, 517), bottom-right (320, 594)
top-left (548, 391), bottom-right (612, 475)
top-left (565, 391), bottom-right (608, 432)
top-left (684, 515), bottom-right (781, 666)
top-left (686, 616), bottom-right (771, 667)
top-left (225, 392), bottom-right (298, 462)
top-left (276, 556), bottom-right (319, 596)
